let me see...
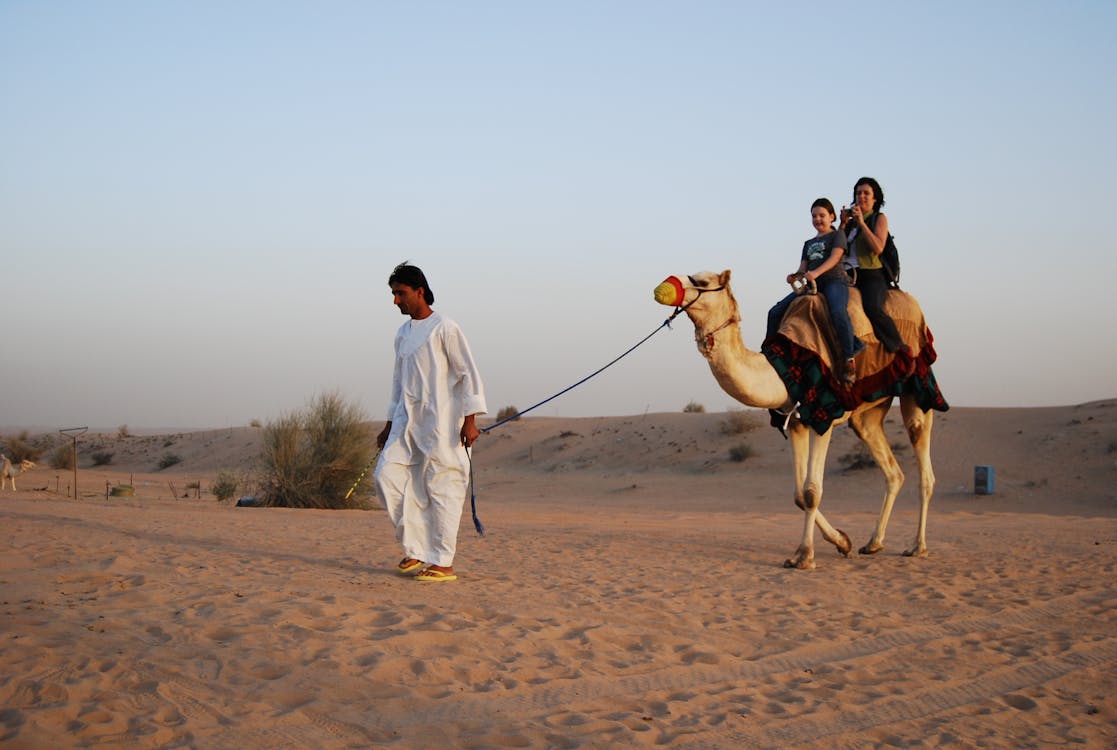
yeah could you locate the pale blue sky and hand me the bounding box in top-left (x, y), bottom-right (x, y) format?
top-left (2, 1), bottom-right (1115, 429)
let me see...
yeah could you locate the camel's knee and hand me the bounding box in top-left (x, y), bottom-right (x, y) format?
top-left (882, 461), bottom-right (904, 488)
top-left (904, 416), bottom-right (926, 443)
top-left (802, 483), bottom-right (822, 510)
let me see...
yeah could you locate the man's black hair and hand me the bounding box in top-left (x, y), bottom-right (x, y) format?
top-left (388, 262), bottom-right (434, 304)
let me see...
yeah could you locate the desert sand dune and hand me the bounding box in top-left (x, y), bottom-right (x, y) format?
top-left (1, 402), bottom-right (1115, 748)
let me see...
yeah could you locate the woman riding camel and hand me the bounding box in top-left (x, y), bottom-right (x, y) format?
top-left (842, 176), bottom-right (904, 354)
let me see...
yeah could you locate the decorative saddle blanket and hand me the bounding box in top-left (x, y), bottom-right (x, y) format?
top-left (762, 288), bottom-right (949, 434)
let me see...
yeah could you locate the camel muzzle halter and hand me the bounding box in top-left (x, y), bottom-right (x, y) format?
top-left (655, 276), bottom-right (737, 353)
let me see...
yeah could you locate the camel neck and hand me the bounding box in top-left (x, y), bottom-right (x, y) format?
top-left (698, 322), bottom-right (792, 410)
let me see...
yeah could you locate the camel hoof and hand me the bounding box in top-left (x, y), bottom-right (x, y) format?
top-left (783, 557), bottom-right (816, 571)
top-left (835, 529), bottom-right (853, 557)
top-left (902, 546), bottom-right (928, 558)
top-left (859, 543), bottom-right (884, 556)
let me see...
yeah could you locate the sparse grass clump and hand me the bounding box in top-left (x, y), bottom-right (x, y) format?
top-left (728, 442), bottom-right (755, 462)
top-left (683, 401), bottom-right (705, 413)
top-left (257, 391), bottom-right (373, 509)
top-left (91, 451), bottom-right (114, 467)
top-left (840, 446), bottom-right (876, 471)
top-left (158, 453), bottom-right (182, 470)
top-left (2, 432), bottom-right (42, 463)
top-left (210, 471), bottom-right (239, 503)
top-left (721, 409), bottom-right (760, 435)
top-left (50, 444), bottom-right (75, 470)
top-left (496, 405), bottom-right (520, 422)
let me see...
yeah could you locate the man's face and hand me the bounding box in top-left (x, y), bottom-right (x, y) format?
top-left (390, 282), bottom-right (425, 318)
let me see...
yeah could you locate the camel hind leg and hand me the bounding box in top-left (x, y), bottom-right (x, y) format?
top-left (850, 399), bottom-right (905, 555)
top-left (900, 395), bottom-right (935, 557)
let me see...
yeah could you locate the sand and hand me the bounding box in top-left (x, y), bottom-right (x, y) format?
top-left (2, 402), bottom-right (1116, 748)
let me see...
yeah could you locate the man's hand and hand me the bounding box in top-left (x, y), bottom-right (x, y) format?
top-left (376, 422), bottom-right (392, 449)
top-left (460, 414), bottom-right (480, 448)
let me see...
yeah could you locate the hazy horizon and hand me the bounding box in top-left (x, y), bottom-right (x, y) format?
top-left (3, 2), bottom-right (1115, 429)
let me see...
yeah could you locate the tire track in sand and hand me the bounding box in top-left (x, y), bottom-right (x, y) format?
top-left (704, 638), bottom-right (1117, 749)
top-left (356, 587), bottom-right (1114, 741)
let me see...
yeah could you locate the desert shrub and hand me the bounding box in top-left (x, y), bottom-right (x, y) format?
top-left (158, 453), bottom-right (182, 470)
top-left (721, 409), bottom-right (759, 435)
top-left (257, 391), bottom-right (373, 509)
top-left (50, 444), bottom-right (75, 470)
top-left (728, 442), bottom-right (754, 462)
top-left (683, 401), bottom-right (705, 413)
top-left (840, 446), bottom-right (876, 471)
top-left (496, 405), bottom-right (520, 422)
top-left (117, 424), bottom-right (131, 438)
top-left (250, 419), bottom-right (262, 428)
top-left (210, 471), bottom-right (239, 502)
top-left (2, 432), bottom-right (42, 463)
top-left (91, 451), bottom-right (114, 467)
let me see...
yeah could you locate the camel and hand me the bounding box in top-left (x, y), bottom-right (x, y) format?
top-left (2, 457), bottom-right (37, 491)
top-left (654, 270), bottom-right (946, 569)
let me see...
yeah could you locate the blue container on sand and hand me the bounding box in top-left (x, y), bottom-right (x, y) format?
top-left (974, 465), bottom-right (994, 495)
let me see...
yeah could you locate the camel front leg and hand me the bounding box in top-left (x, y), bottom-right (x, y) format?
top-left (784, 426), bottom-right (850, 568)
top-left (789, 422), bottom-right (809, 511)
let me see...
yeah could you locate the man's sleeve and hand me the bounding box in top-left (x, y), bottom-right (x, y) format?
top-left (385, 329), bottom-right (404, 419)
top-left (445, 324), bottom-right (487, 417)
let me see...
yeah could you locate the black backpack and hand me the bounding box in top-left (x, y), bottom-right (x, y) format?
top-left (866, 213), bottom-right (900, 287)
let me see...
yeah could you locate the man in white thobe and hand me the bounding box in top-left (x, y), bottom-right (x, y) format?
top-left (374, 263), bottom-right (487, 582)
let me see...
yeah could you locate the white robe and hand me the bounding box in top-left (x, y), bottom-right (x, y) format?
top-left (373, 312), bottom-right (487, 566)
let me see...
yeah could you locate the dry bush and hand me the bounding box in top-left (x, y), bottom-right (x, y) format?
top-left (728, 442), bottom-right (755, 462)
top-left (210, 471), bottom-right (239, 503)
top-left (50, 444), bottom-right (75, 470)
top-left (840, 446), bottom-right (876, 471)
top-left (720, 409), bottom-right (760, 435)
top-left (496, 405), bottom-right (520, 422)
top-left (158, 453), bottom-right (182, 470)
top-left (257, 391), bottom-right (373, 509)
top-left (683, 401), bottom-right (705, 413)
top-left (2, 432), bottom-right (42, 463)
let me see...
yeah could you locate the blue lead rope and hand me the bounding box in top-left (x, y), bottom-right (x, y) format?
top-left (466, 446), bottom-right (484, 536)
top-left (479, 313), bottom-right (681, 435)
top-left (463, 312), bottom-right (682, 536)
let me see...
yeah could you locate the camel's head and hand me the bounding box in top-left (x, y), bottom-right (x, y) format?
top-left (20, 460), bottom-right (36, 471)
top-left (653, 270), bottom-right (737, 319)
